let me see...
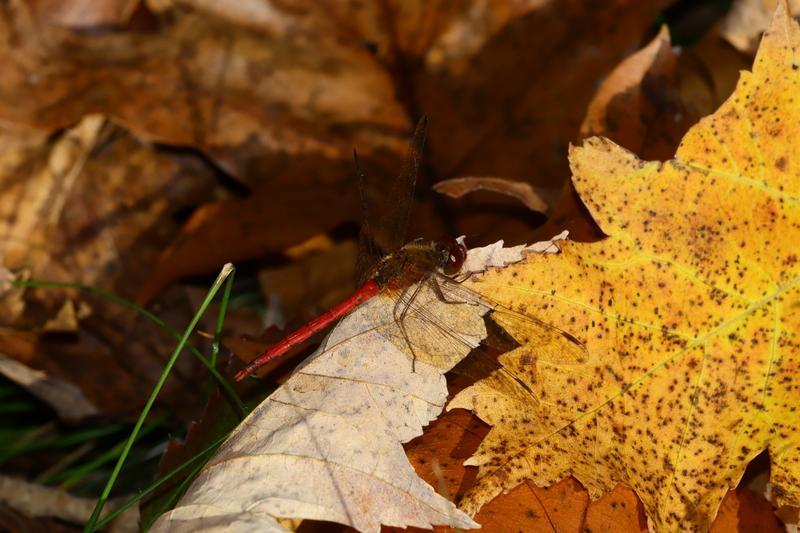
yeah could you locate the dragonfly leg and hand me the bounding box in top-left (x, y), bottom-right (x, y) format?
top-left (450, 271), bottom-right (475, 284)
top-left (395, 282), bottom-right (424, 372)
top-left (428, 276), bottom-right (466, 305)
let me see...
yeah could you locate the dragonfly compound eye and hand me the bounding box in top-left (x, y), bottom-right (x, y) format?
top-left (443, 239), bottom-right (467, 275)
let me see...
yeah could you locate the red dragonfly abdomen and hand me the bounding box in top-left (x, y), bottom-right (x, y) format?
top-left (234, 279), bottom-right (381, 381)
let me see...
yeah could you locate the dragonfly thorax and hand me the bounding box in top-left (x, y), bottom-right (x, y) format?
top-left (370, 238), bottom-right (467, 289)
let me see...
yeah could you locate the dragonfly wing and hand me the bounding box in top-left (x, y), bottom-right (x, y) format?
top-left (377, 277), bottom-right (488, 372)
top-left (354, 149), bottom-right (382, 283)
top-left (393, 283), bottom-right (543, 402)
top-left (432, 271), bottom-right (590, 365)
top-left (385, 268), bottom-right (590, 401)
top-left (353, 117), bottom-right (428, 282)
top-left (378, 116), bottom-right (428, 255)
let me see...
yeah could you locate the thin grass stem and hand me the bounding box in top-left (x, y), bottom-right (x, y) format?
top-left (12, 278), bottom-right (245, 417)
top-left (83, 264), bottom-right (234, 532)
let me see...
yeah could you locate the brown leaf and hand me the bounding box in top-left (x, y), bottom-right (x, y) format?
top-left (711, 489), bottom-right (785, 532)
top-left (400, 407), bottom-right (593, 533)
top-left (676, 30), bottom-right (752, 122)
top-left (433, 177), bottom-right (552, 214)
top-left (258, 239), bottom-right (358, 324)
top-left (542, 17), bottom-right (749, 245)
top-left (0, 3), bottom-right (409, 182)
top-left (579, 26), bottom-right (695, 161)
top-left (0, 117), bottom-right (219, 420)
top-left (137, 180), bottom-right (359, 303)
top-left (543, 27), bottom-right (697, 245)
top-left (0, 475), bottom-right (139, 531)
top-left (0, 505), bottom-right (79, 533)
top-left (0, 1), bottom-right (669, 286)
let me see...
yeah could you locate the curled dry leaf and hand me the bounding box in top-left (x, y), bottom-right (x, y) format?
top-left (450, 3), bottom-right (800, 530)
top-left (152, 237), bottom-right (563, 532)
top-left (0, 355), bottom-right (99, 422)
top-left (433, 177), bottom-right (552, 213)
top-left (0, 475), bottom-right (139, 532)
top-left (543, 19), bottom-right (733, 243)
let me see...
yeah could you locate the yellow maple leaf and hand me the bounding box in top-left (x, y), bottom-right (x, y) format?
top-left (450, 2), bottom-right (800, 531)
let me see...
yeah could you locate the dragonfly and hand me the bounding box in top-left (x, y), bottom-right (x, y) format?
top-left (234, 116), bottom-right (587, 388)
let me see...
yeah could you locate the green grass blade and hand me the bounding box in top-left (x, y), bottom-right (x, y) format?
top-left (12, 278), bottom-right (246, 418)
top-left (44, 413), bottom-right (169, 488)
top-left (83, 264), bottom-right (235, 532)
top-left (206, 267), bottom-right (234, 401)
top-left (91, 432), bottom-right (229, 531)
top-left (0, 423), bottom-right (125, 465)
top-left (140, 445), bottom-right (214, 531)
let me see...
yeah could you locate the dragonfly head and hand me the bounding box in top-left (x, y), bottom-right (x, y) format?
top-left (437, 239), bottom-right (467, 275)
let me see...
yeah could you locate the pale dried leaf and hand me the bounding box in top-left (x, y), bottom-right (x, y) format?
top-left (0, 475), bottom-right (138, 532)
top-left (721, 0), bottom-right (800, 53)
top-left (0, 266), bottom-right (25, 323)
top-left (154, 240), bottom-right (557, 532)
top-left (155, 297), bottom-right (483, 532)
top-left (0, 355), bottom-right (99, 422)
top-left (42, 300), bottom-right (90, 333)
top-left (33, 0), bottom-right (140, 28)
top-left (460, 231), bottom-right (567, 274)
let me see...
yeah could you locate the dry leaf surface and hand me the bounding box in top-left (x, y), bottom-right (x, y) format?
top-left (451, 3), bottom-right (800, 530)
top-left (0, 116), bottom-right (217, 418)
top-left (154, 293), bottom-right (485, 532)
top-left (0, 355), bottom-right (99, 422)
top-left (0, 1), bottom-right (666, 185)
top-left (432, 177), bottom-right (552, 213)
top-left (0, 475), bottom-right (139, 531)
